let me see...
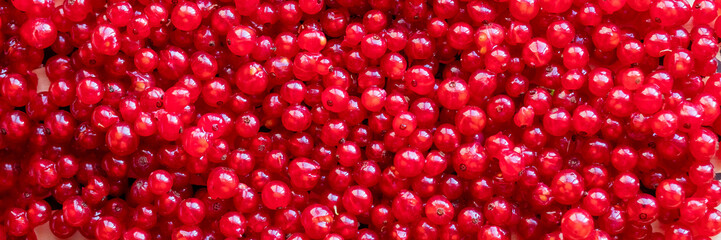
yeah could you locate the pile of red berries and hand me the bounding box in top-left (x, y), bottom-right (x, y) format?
top-left (1, 0), bottom-right (721, 239)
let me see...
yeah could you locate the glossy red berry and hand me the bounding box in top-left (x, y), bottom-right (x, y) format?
top-left (626, 193), bottom-right (659, 224)
top-left (178, 198), bottom-right (206, 226)
top-left (261, 180), bottom-right (291, 210)
top-left (171, 2), bottom-right (202, 31)
top-left (20, 18), bottom-right (57, 49)
top-left (106, 122), bottom-right (139, 156)
top-left (0, 1), bottom-right (716, 239)
top-left (207, 167), bottom-right (239, 199)
top-left (551, 169), bottom-right (584, 205)
top-left (227, 25), bottom-right (257, 56)
top-left (561, 208), bottom-right (594, 240)
top-left (523, 38), bottom-right (552, 67)
top-left (301, 204), bottom-right (334, 239)
top-left (437, 77), bottom-right (470, 110)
